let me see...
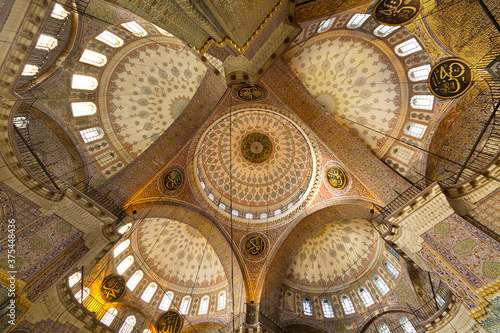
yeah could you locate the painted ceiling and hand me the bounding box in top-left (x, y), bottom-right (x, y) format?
top-left (283, 218), bottom-right (380, 291)
top-left (131, 218), bottom-right (227, 293)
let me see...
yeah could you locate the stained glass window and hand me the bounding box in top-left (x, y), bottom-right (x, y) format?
top-left (321, 297), bottom-right (334, 318)
top-left (100, 308), bottom-right (117, 326)
top-left (318, 18), bottom-right (336, 33)
top-left (410, 95), bottom-right (434, 110)
top-left (400, 317), bottom-right (417, 333)
top-left (121, 21), bottom-right (148, 37)
top-left (159, 291), bottom-right (174, 311)
top-left (373, 275), bottom-right (390, 295)
top-left (96, 31), bottom-right (124, 48)
top-left (395, 38), bottom-right (422, 56)
top-left (22, 64), bottom-right (39, 76)
top-left (113, 239), bottom-right (130, 258)
top-left (51, 4), bottom-right (69, 20)
top-left (408, 65), bottom-right (431, 82)
top-left (374, 25), bottom-right (400, 37)
top-left (358, 287), bottom-right (375, 307)
top-left (127, 270), bottom-right (143, 291)
top-left (119, 315), bottom-right (136, 333)
top-left (198, 295), bottom-right (210, 315)
top-left (303, 297), bottom-right (313, 316)
top-left (179, 296), bottom-right (191, 314)
top-left (79, 127), bottom-right (104, 143)
top-left (341, 294), bottom-right (355, 314)
top-left (71, 102), bottom-right (97, 117)
top-left (141, 282), bottom-right (157, 303)
top-left (79, 49), bottom-right (107, 67)
top-left (72, 74), bottom-right (98, 90)
top-left (36, 34), bottom-right (58, 50)
top-left (383, 260), bottom-right (399, 279)
top-left (217, 290), bottom-right (226, 310)
top-left (404, 122), bottom-right (427, 139)
top-left (116, 256), bottom-right (134, 275)
top-left (347, 14), bottom-right (370, 29)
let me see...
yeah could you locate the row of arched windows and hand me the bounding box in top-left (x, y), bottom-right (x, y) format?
top-left (378, 317), bottom-right (417, 333)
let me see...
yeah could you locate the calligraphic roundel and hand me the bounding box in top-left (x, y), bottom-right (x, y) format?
top-left (428, 58), bottom-right (472, 99)
top-left (100, 274), bottom-right (126, 302)
top-left (373, 0), bottom-right (421, 26)
top-left (161, 166), bottom-right (185, 195)
top-left (156, 310), bottom-right (183, 333)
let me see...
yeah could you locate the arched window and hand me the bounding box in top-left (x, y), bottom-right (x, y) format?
top-left (72, 74), bottom-right (98, 90)
top-left (71, 102), bottom-right (97, 117)
top-left (383, 260), bottom-right (399, 279)
top-left (373, 275), bottom-right (390, 295)
top-left (179, 296), bottom-right (192, 315)
top-left (404, 122), bottom-right (427, 139)
top-left (153, 24), bottom-right (173, 36)
top-left (79, 50), bottom-right (107, 67)
top-left (302, 297), bottom-right (313, 316)
top-left (121, 22), bottom-right (148, 37)
top-left (395, 38), bottom-right (422, 57)
top-left (436, 294), bottom-right (445, 307)
top-left (74, 287), bottom-right (90, 303)
top-left (410, 95), bottom-right (434, 110)
top-left (198, 295), bottom-right (210, 315)
top-left (100, 307), bottom-right (117, 326)
top-left (318, 18), bottom-right (335, 33)
top-left (347, 14), bottom-right (370, 29)
top-left (408, 65), bottom-right (431, 82)
top-left (260, 213), bottom-right (267, 219)
top-left (141, 282), bottom-right (157, 303)
top-left (217, 290), bottom-right (226, 310)
top-left (96, 31), bottom-right (124, 48)
top-left (231, 209), bottom-right (239, 216)
top-left (379, 323), bottom-right (391, 333)
top-left (51, 3), bottom-right (69, 20)
top-left (388, 145), bottom-right (414, 164)
top-left (13, 116), bottom-right (28, 129)
top-left (113, 239), bottom-right (130, 258)
top-left (219, 203), bottom-right (226, 210)
top-left (159, 291), bottom-right (174, 311)
top-left (358, 287), bottom-right (375, 307)
top-left (400, 317), bottom-right (417, 333)
top-left (341, 294), bottom-right (355, 315)
top-left (117, 256), bottom-right (134, 275)
top-left (374, 25), bottom-right (400, 37)
top-left (118, 223), bottom-right (132, 234)
top-left (35, 34), bottom-right (58, 50)
top-left (245, 213), bottom-right (253, 219)
top-left (127, 270), bottom-right (143, 291)
top-left (22, 64), bottom-right (39, 76)
top-left (119, 315), bottom-right (136, 333)
top-left (284, 291), bottom-right (294, 310)
top-left (68, 272), bottom-right (81, 287)
top-left (79, 127), bottom-right (104, 143)
top-left (321, 297), bottom-right (334, 318)
top-left (385, 244), bottom-right (400, 259)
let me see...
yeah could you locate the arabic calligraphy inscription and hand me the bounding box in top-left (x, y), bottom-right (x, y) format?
top-left (100, 275), bottom-right (126, 302)
top-left (163, 169), bottom-right (183, 192)
top-left (373, 0), bottom-right (421, 26)
top-left (156, 310), bottom-right (183, 333)
top-left (428, 58), bottom-right (472, 99)
top-left (326, 166), bottom-right (348, 190)
top-left (244, 235), bottom-right (267, 257)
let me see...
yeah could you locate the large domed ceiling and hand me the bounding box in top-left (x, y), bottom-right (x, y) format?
top-left (99, 38), bottom-right (206, 162)
top-left (131, 218), bottom-right (226, 292)
top-left (285, 31), bottom-right (407, 158)
top-left (284, 218), bottom-right (380, 291)
top-left (191, 108), bottom-right (319, 228)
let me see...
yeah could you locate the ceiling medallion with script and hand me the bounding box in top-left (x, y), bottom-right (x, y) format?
top-left (156, 310), bottom-right (183, 333)
top-left (100, 274), bottom-right (126, 302)
top-left (240, 132), bottom-right (273, 164)
top-left (160, 166), bottom-right (185, 195)
top-left (428, 58), bottom-right (473, 99)
top-left (242, 233), bottom-right (268, 261)
top-left (234, 84), bottom-right (268, 101)
top-left (373, 0), bottom-right (421, 26)
top-left (323, 161), bottom-right (351, 196)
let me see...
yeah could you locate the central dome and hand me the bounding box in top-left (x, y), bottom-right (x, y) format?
top-left (191, 108), bottom-right (318, 227)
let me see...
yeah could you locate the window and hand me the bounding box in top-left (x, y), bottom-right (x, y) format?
top-left (219, 203), bottom-right (226, 210)
top-left (118, 223), bottom-right (132, 234)
top-left (100, 308), bottom-right (117, 326)
top-left (217, 290), bottom-right (226, 310)
top-left (22, 64), bottom-right (39, 76)
top-left (410, 95), bottom-right (434, 110)
top-left (113, 239), bottom-right (130, 258)
top-left (373, 275), bottom-right (390, 295)
top-left (383, 260), bottom-right (399, 279)
top-left (79, 127), bottom-right (104, 143)
top-left (341, 294), bottom-right (355, 315)
top-left (79, 50), bottom-right (107, 67)
top-left (318, 18), bottom-right (335, 33)
top-left (153, 24), bottom-right (173, 36)
top-left (231, 209), bottom-right (239, 216)
top-left (284, 291), bottom-right (294, 310)
top-left (71, 102), bottom-right (97, 117)
top-left (72, 74), bottom-right (98, 90)
top-left (117, 256), bottom-right (134, 275)
top-left (68, 272), bottom-right (81, 288)
top-left (395, 38), bottom-right (422, 56)
top-left (96, 31), bottom-right (124, 48)
top-left (408, 65), bottom-right (431, 82)
top-left (159, 291), bottom-right (174, 311)
top-left (51, 4), bottom-right (69, 20)
top-left (127, 270), bottom-right (143, 291)
top-left (274, 209), bottom-right (282, 215)
top-left (358, 287), bottom-right (375, 307)
top-left (321, 297), bottom-right (334, 318)
top-left (35, 34), bottom-right (58, 50)
top-left (119, 315), bottom-right (136, 333)
top-left (389, 145), bottom-right (414, 164)
top-left (95, 150), bottom-right (117, 167)
top-left (385, 243), bottom-right (400, 259)
top-left (260, 213), bottom-right (267, 219)
top-left (121, 22), bottom-right (148, 37)
top-left (208, 193), bottom-right (214, 201)
top-left (179, 296), bottom-right (191, 315)
top-left (74, 287), bottom-right (90, 303)
top-left (303, 297), bottom-right (313, 316)
top-left (374, 25), bottom-right (400, 37)
top-left (245, 213), bottom-right (253, 219)
top-left (400, 317), bottom-right (417, 333)
top-left (142, 330), bottom-right (152, 333)
top-left (378, 323), bottom-right (391, 333)
top-left (13, 116), bottom-right (28, 129)
top-left (404, 122), bottom-right (427, 139)
top-left (436, 294), bottom-right (445, 307)
top-left (141, 282), bottom-right (157, 303)
top-left (198, 295), bottom-right (210, 315)
top-left (347, 14), bottom-right (370, 29)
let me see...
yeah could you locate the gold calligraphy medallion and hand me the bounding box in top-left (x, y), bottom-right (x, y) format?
top-left (428, 58), bottom-right (472, 99)
top-left (100, 275), bottom-right (126, 302)
top-left (236, 85), bottom-right (265, 101)
top-left (162, 169), bottom-right (184, 192)
top-left (373, 0), bottom-right (421, 26)
top-left (326, 166), bottom-right (347, 190)
top-left (240, 132), bottom-right (273, 164)
top-left (156, 310), bottom-right (183, 333)
top-left (244, 235), bottom-right (267, 257)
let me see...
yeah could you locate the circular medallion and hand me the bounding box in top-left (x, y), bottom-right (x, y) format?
top-left (373, 0), bottom-right (421, 26)
top-left (428, 58), bottom-right (472, 99)
top-left (242, 233), bottom-right (269, 261)
top-left (161, 166), bottom-right (185, 195)
top-left (323, 161), bottom-right (351, 195)
top-left (156, 310), bottom-right (183, 333)
top-left (235, 85), bottom-right (267, 101)
top-left (100, 274), bottom-right (126, 302)
top-left (240, 132), bottom-right (273, 163)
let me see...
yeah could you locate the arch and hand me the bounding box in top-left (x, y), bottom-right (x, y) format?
top-left (356, 308), bottom-right (416, 333)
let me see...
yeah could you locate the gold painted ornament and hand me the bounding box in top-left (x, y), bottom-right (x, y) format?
top-left (162, 169), bottom-right (183, 192)
top-left (326, 166), bottom-right (348, 190)
top-left (428, 58), bottom-right (472, 99)
top-left (244, 235), bottom-right (267, 257)
top-left (156, 310), bottom-right (183, 333)
top-left (373, 0), bottom-right (421, 26)
top-left (100, 274), bottom-right (126, 302)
